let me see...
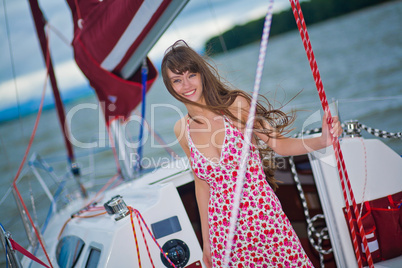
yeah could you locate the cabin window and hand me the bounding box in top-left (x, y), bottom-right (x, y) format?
top-left (56, 236), bottom-right (85, 268)
top-left (85, 247), bottom-right (101, 268)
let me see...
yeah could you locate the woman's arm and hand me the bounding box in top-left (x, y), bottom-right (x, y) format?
top-left (230, 96), bottom-right (342, 156)
top-left (266, 112), bottom-right (343, 156)
top-left (174, 119), bottom-right (212, 268)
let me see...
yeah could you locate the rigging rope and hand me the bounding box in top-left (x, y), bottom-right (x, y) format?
top-left (58, 210), bottom-right (107, 240)
top-left (85, 173), bottom-right (122, 206)
top-left (2, 0), bottom-right (25, 135)
top-left (128, 206), bottom-right (177, 268)
top-left (129, 207), bottom-right (143, 267)
top-left (11, 25), bottom-right (53, 268)
top-left (289, 0), bottom-right (374, 267)
top-left (133, 109), bottom-right (180, 159)
top-left (206, 0), bottom-right (228, 54)
top-left (133, 209), bottom-right (155, 268)
top-left (223, 0), bottom-right (274, 266)
top-left (291, 121), bottom-right (401, 263)
top-left (356, 138), bottom-right (368, 217)
top-left (288, 156), bottom-right (332, 268)
top-left (46, 23), bottom-right (71, 47)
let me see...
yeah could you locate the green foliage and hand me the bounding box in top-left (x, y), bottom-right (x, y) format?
top-left (205, 0), bottom-right (393, 55)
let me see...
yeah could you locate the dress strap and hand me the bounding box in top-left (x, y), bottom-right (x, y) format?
top-left (186, 116), bottom-right (194, 150)
top-left (222, 114), bottom-right (234, 126)
top-left (186, 115), bottom-right (190, 133)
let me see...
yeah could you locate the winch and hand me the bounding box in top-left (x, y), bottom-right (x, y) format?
top-left (345, 120), bottom-right (361, 138)
top-left (104, 195), bottom-right (130, 221)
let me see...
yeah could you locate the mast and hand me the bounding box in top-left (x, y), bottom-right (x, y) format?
top-left (27, 0), bottom-right (87, 197)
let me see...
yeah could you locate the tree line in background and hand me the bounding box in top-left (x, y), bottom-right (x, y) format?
top-left (205, 0), bottom-right (393, 55)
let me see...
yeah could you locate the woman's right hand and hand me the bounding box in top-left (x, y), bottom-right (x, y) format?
top-left (202, 244), bottom-right (212, 268)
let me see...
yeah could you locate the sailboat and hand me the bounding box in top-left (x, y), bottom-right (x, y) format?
top-left (1, 0), bottom-right (401, 267)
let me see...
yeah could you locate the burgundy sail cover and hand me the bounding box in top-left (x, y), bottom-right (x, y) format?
top-left (66, 0), bottom-right (173, 124)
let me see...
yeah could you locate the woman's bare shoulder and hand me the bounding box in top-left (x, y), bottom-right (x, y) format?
top-left (173, 115), bottom-right (188, 143)
top-left (228, 94), bottom-right (250, 124)
top-left (232, 95), bottom-right (250, 109)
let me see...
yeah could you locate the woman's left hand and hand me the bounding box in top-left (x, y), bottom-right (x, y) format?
top-left (321, 111), bottom-right (343, 146)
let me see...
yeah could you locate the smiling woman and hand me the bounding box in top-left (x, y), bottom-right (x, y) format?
top-left (160, 39), bottom-right (342, 267)
top-left (167, 71), bottom-right (203, 102)
top-left (1, 1), bottom-right (401, 267)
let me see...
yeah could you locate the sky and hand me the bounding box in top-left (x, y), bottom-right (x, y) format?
top-left (0, 0), bottom-right (290, 115)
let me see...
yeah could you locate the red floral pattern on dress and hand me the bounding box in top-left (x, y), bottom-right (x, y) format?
top-left (187, 116), bottom-right (313, 268)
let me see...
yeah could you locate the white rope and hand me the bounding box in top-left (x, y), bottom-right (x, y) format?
top-left (289, 156), bottom-right (333, 267)
top-left (223, 1), bottom-right (274, 266)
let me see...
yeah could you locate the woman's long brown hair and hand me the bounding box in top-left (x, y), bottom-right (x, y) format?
top-left (161, 40), bottom-right (294, 191)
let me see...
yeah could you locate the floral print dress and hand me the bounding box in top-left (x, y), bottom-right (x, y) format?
top-left (187, 116), bottom-right (314, 268)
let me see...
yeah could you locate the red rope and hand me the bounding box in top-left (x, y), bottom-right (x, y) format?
top-left (128, 206), bottom-right (177, 268)
top-left (289, 1), bottom-right (374, 267)
top-left (133, 110), bottom-right (180, 159)
top-left (12, 25), bottom-right (53, 268)
top-left (84, 173), bottom-right (121, 207)
top-left (129, 207), bottom-right (142, 267)
top-left (134, 210), bottom-right (155, 268)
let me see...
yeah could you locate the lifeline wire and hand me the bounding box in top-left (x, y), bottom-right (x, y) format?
top-left (11, 25), bottom-right (54, 268)
top-left (2, 0), bottom-right (24, 135)
top-left (289, 0), bottom-right (373, 267)
top-left (223, 0), bottom-right (274, 266)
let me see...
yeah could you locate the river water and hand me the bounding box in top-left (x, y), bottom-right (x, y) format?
top-left (0, 1), bottom-right (401, 264)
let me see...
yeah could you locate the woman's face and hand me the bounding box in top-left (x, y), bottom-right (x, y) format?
top-left (167, 69), bottom-right (204, 104)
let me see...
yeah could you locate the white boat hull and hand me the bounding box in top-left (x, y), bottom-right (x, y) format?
top-left (22, 160), bottom-right (204, 268)
top-left (309, 137), bottom-right (402, 267)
